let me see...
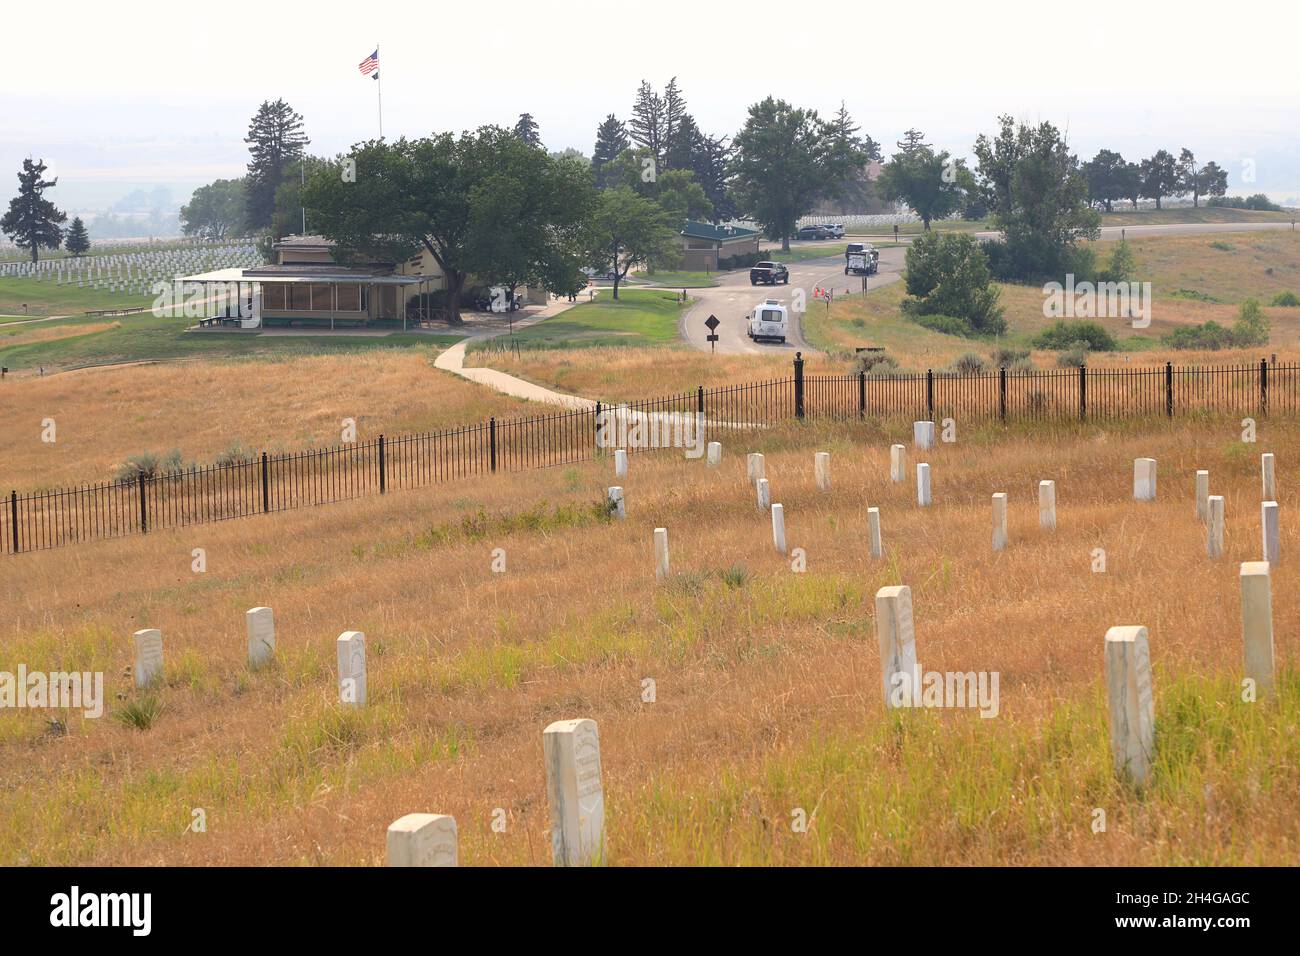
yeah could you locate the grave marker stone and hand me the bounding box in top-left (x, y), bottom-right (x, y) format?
top-left (1104, 625), bottom-right (1155, 787)
top-left (543, 718), bottom-right (605, 867)
top-left (1262, 453), bottom-right (1277, 500)
top-left (916, 463), bottom-right (932, 507)
top-left (337, 630), bottom-right (366, 706)
top-left (815, 452), bottom-right (831, 491)
top-left (386, 813), bottom-right (458, 867)
top-left (1240, 561), bottom-right (1275, 695)
top-left (913, 421), bottom-right (935, 450)
top-left (756, 477), bottom-right (770, 511)
top-left (654, 528), bottom-right (669, 580)
top-left (992, 493), bottom-right (1008, 551)
top-left (614, 449), bottom-right (628, 478)
top-left (1207, 495), bottom-right (1225, 558)
top-left (133, 628), bottom-right (163, 689)
top-left (707, 442), bottom-right (722, 467)
top-left (890, 445), bottom-right (906, 483)
top-left (875, 585), bottom-right (918, 710)
top-left (771, 503), bottom-right (787, 555)
top-left (868, 507), bottom-right (882, 558)
top-left (246, 607), bottom-right (275, 668)
top-left (608, 486), bottom-right (625, 520)
top-left (747, 453), bottom-right (765, 485)
top-left (1196, 470), bottom-right (1210, 523)
top-left (1039, 480), bottom-right (1056, 530)
top-left (1261, 501), bottom-right (1279, 564)
top-left (1133, 458), bottom-right (1157, 501)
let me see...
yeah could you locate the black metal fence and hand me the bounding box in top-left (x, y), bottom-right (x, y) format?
top-left (4, 356), bottom-right (1295, 555)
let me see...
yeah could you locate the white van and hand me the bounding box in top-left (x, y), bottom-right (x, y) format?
top-left (747, 299), bottom-right (788, 343)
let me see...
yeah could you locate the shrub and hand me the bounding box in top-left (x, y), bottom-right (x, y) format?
top-left (214, 441), bottom-right (256, 467)
top-left (1164, 321), bottom-right (1236, 350)
top-left (914, 313), bottom-right (975, 337)
top-left (993, 347), bottom-right (1030, 366)
top-left (1033, 320), bottom-right (1118, 352)
top-left (1098, 240), bottom-right (1135, 283)
top-left (1056, 344), bottom-right (1089, 367)
top-left (1208, 194), bottom-right (1283, 212)
top-left (903, 231), bottom-right (1005, 335)
top-left (114, 449), bottom-right (184, 482)
top-left (1209, 241), bottom-right (1234, 252)
top-left (952, 352), bottom-right (986, 374)
top-left (855, 353), bottom-right (904, 379)
top-left (1234, 298), bottom-right (1269, 347)
top-left (1269, 291), bottom-right (1300, 307)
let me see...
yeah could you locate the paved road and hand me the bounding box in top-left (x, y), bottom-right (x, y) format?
top-left (678, 244), bottom-right (907, 355)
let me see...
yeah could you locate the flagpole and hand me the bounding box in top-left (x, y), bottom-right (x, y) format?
top-left (376, 42), bottom-right (383, 139)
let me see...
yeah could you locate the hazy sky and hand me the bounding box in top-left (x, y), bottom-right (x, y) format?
top-left (4, 0), bottom-right (1298, 209)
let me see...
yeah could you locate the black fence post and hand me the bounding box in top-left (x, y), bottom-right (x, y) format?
top-left (1165, 362), bottom-right (1174, 418)
top-left (999, 367), bottom-right (1007, 422)
top-left (697, 385), bottom-right (704, 415)
top-left (926, 368), bottom-right (934, 419)
top-left (1079, 364), bottom-right (1087, 421)
top-left (138, 473), bottom-right (148, 534)
top-left (1260, 357), bottom-right (1269, 416)
top-left (9, 490), bottom-right (17, 554)
top-left (260, 452), bottom-right (270, 513)
top-left (489, 417), bottom-right (498, 473)
top-left (594, 400), bottom-right (603, 453)
top-left (858, 370), bottom-right (866, 418)
top-left (378, 434), bottom-right (386, 492)
top-left (793, 352), bottom-right (805, 419)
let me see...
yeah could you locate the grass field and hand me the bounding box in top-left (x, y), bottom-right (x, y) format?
top-left (628, 270), bottom-right (718, 288)
top-left (1099, 207), bottom-right (1297, 226)
top-left (0, 353), bottom-right (548, 490)
top-left (467, 289), bottom-right (687, 352)
top-left (1, 415), bottom-right (1295, 865)
top-left (0, 276), bottom-right (155, 318)
top-left (805, 231), bottom-right (1300, 368)
top-left (0, 312), bottom-right (463, 375)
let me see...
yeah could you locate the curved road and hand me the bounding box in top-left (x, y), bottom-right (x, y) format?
top-left (678, 244), bottom-right (907, 355)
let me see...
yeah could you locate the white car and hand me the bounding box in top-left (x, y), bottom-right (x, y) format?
top-left (747, 299), bottom-right (788, 343)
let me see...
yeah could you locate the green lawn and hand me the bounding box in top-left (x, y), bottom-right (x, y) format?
top-left (1100, 207), bottom-right (1296, 226)
top-left (628, 270), bottom-right (719, 288)
top-left (0, 276), bottom-right (154, 317)
top-left (470, 288), bottom-right (687, 352)
top-left (0, 312), bottom-right (462, 372)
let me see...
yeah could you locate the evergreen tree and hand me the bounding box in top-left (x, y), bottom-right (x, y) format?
top-left (896, 128), bottom-right (930, 153)
top-left (514, 113), bottom-right (542, 148)
top-left (243, 99), bottom-right (310, 233)
top-left (661, 77), bottom-right (687, 167)
top-left (592, 114), bottom-right (631, 190)
top-left (64, 216), bottom-right (91, 256)
top-left (0, 158), bottom-right (67, 263)
top-left (628, 80), bottom-right (665, 167)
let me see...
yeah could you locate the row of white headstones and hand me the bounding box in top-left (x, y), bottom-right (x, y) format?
top-left (122, 425), bottom-right (1281, 865)
top-left (1, 243), bottom-right (257, 279)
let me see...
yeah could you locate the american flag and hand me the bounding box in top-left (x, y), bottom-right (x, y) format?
top-left (358, 50), bottom-right (379, 79)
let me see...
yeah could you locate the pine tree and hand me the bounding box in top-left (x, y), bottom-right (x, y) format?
top-left (514, 113), bottom-right (542, 148)
top-left (896, 128), bottom-right (930, 154)
top-left (0, 158), bottom-right (67, 263)
top-left (243, 99), bottom-right (310, 233)
top-left (592, 115), bottom-right (631, 190)
top-left (661, 78), bottom-right (688, 168)
top-left (628, 80), bottom-right (664, 167)
top-left (64, 216), bottom-right (91, 256)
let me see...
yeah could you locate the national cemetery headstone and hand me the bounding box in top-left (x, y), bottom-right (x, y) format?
top-left (1261, 453), bottom-right (1277, 501)
top-left (1240, 561), bottom-right (1275, 695)
top-left (386, 813), bottom-right (459, 867)
top-left (1133, 458), bottom-right (1157, 501)
top-left (608, 486), bottom-right (625, 520)
top-left (815, 452), bottom-right (831, 491)
top-left (913, 421), bottom-right (935, 451)
top-left (1207, 495), bottom-right (1225, 558)
top-left (747, 453), bottom-right (765, 485)
top-left (1104, 625), bottom-right (1155, 787)
top-left (337, 630), bottom-right (367, 706)
top-left (771, 503), bottom-right (787, 555)
top-left (1039, 480), bottom-right (1057, 530)
top-left (756, 477), bottom-right (771, 511)
top-left (868, 507), bottom-right (883, 558)
top-left (992, 493), bottom-right (1009, 551)
top-left (916, 463), bottom-right (932, 507)
top-left (890, 445), bottom-right (906, 483)
top-left (246, 607), bottom-right (275, 668)
top-left (707, 442), bottom-right (722, 466)
top-left (1196, 470), bottom-right (1210, 522)
top-left (1261, 501), bottom-right (1279, 564)
top-left (543, 718), bottom-right (605, 867)
top-left (874, 585), bottom-right (918, 710)
top-left (133, 628), bottom-right (163, 689)
top-left (615, 449), bottom-right (628, 478)
top-left (654, 528), bottom-right (670, 580)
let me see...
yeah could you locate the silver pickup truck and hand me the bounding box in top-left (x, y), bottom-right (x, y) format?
top-left (844, 242), bottom-right (879, 276)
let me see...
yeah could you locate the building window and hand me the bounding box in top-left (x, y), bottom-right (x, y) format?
top-left (336, 284), bottom-right (361, 311)
top-left (261, 283), bottom-right (287, 311)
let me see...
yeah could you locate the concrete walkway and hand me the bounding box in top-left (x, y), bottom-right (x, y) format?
top-left (433, 294), bottom-right (598, 410)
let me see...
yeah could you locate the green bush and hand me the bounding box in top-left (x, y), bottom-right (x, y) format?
top-left (1163, 299), bottom-right (1270, 350)
top-left (114, 450), bottom-right (185, 482)
top-left (903, 232), bottom-right (1005, 335)
top-left (855, 353), bottom-right (905, 379)
top-left (1033, 320), bottom-right (1118, 352)
top-left (993, 346), bottom-right (1030, 366)
top-left (1269, 291), bottom-right (1300, 307)
top-left (951, 352), bottom-right (987, 374)
top-left (1098, 240), bottom-right (1135, 283)
top-left (914, 313), bottom-right (975, 337)
top-left (1208, 194), bottom-right (1283, 212)
top-left (1056, 344), bottom-right (1089, 367)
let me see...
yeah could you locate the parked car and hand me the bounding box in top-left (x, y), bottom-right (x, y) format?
top-left (796, 225), bottom-right (831, 240)
top-left (747, 298), bottom-right (788, 343)
top-left (749, 261), bottom-right (790, 285)
top-left (844, 242), bottom-right (879, 276)
top-left (824, 223), bottom-right (845, 238)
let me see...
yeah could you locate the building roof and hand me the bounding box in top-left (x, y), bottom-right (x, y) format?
top-left (680, 220), bottom-right (760, 242)
top-left (178, 266), bottom-right (425, 286)
top-left (273, 234), bottom-right (336, 250)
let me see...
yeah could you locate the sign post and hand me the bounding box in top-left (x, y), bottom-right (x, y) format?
top-left (705, 314), bottom-right (720, 354)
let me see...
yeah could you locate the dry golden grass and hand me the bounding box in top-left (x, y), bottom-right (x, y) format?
top-left (0, 321), bottom-right (119, 348)
top-left (1, 415), bottom-right (1296, 865)
top-left (0, 353), bottom-right (548, 490)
